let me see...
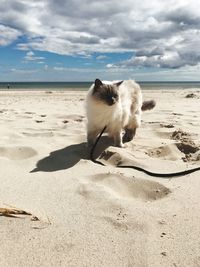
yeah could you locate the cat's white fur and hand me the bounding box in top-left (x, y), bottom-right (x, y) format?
top-left (86, 80), bottom-right (143, 147)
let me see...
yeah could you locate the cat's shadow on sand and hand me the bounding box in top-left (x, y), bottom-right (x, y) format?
top-left (30, 136), bottom-right (112, 173)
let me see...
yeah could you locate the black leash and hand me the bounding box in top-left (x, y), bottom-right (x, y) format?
top-left (89, 126), bottom-right (107, 166)
top-left (90, 126), bottom-right (200, 178)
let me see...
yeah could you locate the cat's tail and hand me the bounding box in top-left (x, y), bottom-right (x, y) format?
top-left (141, 100), bottom-right (156, 111)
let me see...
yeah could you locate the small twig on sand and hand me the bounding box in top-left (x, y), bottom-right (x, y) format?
top-left (0, 207), bottom-right (32, 218)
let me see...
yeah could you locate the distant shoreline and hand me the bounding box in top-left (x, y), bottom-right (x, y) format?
top-left (1, 81), bottom-right (200, 90)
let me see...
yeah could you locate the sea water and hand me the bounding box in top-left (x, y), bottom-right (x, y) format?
top-left (0, 81), bottom-right (200, 90)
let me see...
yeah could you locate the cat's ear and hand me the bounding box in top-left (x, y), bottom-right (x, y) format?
top-left (114, 80), bottom-right (123, 87)
top-left (94, 79), bottom-right (103, 88)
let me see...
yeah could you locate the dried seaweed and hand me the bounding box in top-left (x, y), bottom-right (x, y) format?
top-left (0, 207), bottom-right (32, 218)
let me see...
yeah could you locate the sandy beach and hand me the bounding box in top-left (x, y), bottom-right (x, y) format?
top-left (1, 87), bottom-right (200, 267)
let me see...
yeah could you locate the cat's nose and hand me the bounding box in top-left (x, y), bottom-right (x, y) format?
top-left (108, 97), bottom-right (116, 106)
top-left (111, 97), bottom-right (116, 104)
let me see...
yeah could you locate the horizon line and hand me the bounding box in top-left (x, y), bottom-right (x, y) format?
top-left (1, 81), bottom-right (200, 83)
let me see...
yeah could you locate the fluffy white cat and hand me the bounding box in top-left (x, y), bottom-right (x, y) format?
top-left (86, 79), bottom-right (155, 147)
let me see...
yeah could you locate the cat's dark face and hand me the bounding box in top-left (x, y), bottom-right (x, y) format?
top-left (92, 79), bottom-right (123, 106)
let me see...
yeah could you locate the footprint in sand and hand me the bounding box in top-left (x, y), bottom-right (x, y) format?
top-left (171, 129), bottom-right (200, 161)
top-left (0, 146), bottom-right (37, 160)
top-left (35, 120), bottom-right (44, 123)
top-left (58, 114), bottom-right (84, 122)
top-left (160, 123), bottom-right (175, 128)
top-left (148, 129), bottom-right (200, 162)
top-left (81, 173), bottom-right (171, 201)
top-left (147, 144), bottom-right (184, 161)
top-left (24, 112), bottom-right (35, 115)
top-left (22, 131), bottom-right (54, 137)
top-left (148, 143), bottom-right (199, 161)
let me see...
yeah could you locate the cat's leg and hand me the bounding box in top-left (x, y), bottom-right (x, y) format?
top-left (123, 127), bottom-right (136, 143)
top-left (123, 110), bottom-right (141, 143)
top-left (87, 129), bottom-right (99, 147)
top-left (113, 131), bottom-right (124, 147)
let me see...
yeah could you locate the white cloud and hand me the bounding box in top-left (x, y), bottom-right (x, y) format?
top-left (0, 24), bottom-right (21, 46)
top-left (96, 55), bottom-right (108, 60)
top-left (24, 51), bottom-right (45, 62)
top-left (0, 0), bottom-right (200, 69)
top-left (106, 64), bottom-right (114, 68)
top-left (11, 68), bottom-right (38, 74)
top-left (53, 66), bottom-right (65, 71)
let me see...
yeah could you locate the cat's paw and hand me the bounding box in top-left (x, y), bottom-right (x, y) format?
top-left (122, 128), bottom-right (136, 143)
top-left (115, 143), bottom-right (125, 148)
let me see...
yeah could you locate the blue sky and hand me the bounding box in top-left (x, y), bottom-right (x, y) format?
top-left (0, 0), bottom-right (200, 81)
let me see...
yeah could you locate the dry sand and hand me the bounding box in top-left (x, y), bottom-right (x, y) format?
top-left (0, 88), bottom-right (200, 267)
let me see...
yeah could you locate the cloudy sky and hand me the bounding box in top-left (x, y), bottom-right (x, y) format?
top-left (0, 0), bottom-right (200, 81)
